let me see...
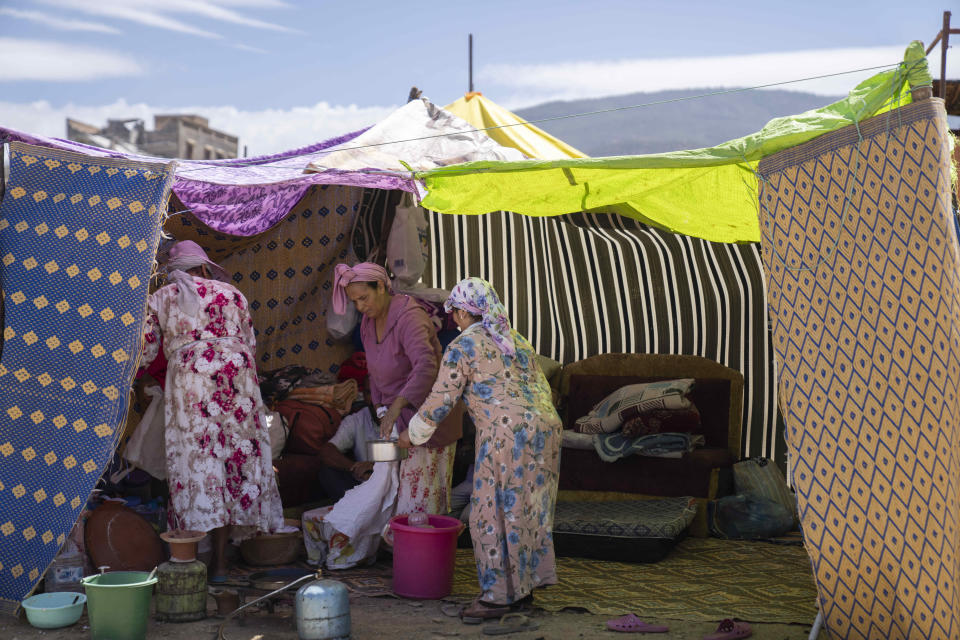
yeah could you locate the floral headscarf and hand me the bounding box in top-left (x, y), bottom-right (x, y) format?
top-left (444, 277), bottom-right (516, 355)
top-left (332, 262), bottom-right (392, 314)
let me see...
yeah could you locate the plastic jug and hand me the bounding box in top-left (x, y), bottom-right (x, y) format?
top-left (45, 545), bottom-right (84, 593)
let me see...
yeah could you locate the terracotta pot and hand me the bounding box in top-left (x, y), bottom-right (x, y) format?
top-left (84, 499), bottom-right (165, 572)
top-left (159, 530), bottom-right (206, 563)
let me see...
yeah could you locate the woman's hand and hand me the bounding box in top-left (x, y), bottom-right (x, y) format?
top-left (396, 430), bottom-right (412, 449)
top-left (379, 404), bottom-right (403, 438)
top-left (350, 461), bottom-right (375, 482)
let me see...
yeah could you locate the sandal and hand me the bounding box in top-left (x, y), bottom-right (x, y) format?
top-left (703, 619), bottom-right (752, 640)
top-left (606, 613), bottom-right (669, 633)
top-left (460, 594), bottom-right (533, 624)
top-left (483, 613), bottom-right (539, 636)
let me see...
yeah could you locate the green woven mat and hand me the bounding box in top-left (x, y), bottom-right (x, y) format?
top-left (449, 537), bottom-right (818, 623)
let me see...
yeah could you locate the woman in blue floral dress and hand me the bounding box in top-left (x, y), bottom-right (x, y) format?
top-left (398, 277), bottom-right (562, 620)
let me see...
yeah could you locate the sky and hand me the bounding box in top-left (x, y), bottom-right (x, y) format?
top-left (0, 0), bottom-right (957, 155)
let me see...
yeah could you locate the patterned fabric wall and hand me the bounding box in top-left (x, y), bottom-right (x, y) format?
top-left (758, 99), bottom-right (960, 639)
top-left (0, 143), bottom-right (173, 613)
top-left (424, 211), bottom-right (780, 463)
top-left (165, 184), bottom-right (360, 374)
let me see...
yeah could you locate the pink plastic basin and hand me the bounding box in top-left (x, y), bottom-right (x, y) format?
top-left (389, 514), bottom-right (464, 599)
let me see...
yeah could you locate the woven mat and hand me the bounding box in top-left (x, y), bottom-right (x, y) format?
top-left (758, 99), bottom-right (960, 638)
top-left (0, 143), bottom-right (174, 614)
top-left (332, 538), bottom-right (818, 623)
top-left (450, 538), bottom-right (817, 623)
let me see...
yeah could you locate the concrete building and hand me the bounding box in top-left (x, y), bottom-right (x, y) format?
top-left (66, 114), bottom-right (239, 159)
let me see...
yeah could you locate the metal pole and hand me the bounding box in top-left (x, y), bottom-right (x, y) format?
top-left (941, 11), bottom-right (951, 99)
top-left (468, 33), bottom-right (474, 93)
top-left (243, 144), bottom-right (248, 158)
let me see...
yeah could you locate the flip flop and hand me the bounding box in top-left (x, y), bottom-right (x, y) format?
top-left (703, 619), bottom-right (752, 640)
top-left (606, 613), bottom-right (669, 633)
top-left (208, 574), bottom-right (228, 585)
top-left (483, 613), bottom-right (540, 636)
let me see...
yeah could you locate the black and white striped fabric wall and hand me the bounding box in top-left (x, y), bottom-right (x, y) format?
top-left (423, 210), bottom-right (783, 464)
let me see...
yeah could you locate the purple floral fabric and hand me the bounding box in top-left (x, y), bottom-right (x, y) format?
top-left (0, 125), bottom-right (417, 237)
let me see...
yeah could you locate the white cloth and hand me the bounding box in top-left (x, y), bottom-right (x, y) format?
top-left (329, 407), bottom-right (379, 462)
top-left (166, 269), bottom-right (201, 316)
top-left (324, 460), bottom-right (399, 540)
top-left (124, 385), bottom-right (167, 479)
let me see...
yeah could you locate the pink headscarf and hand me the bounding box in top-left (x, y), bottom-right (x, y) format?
top-left (166, 240), bottom-right (229, 282)
top-left (332, 262), bottom-right (392, 314)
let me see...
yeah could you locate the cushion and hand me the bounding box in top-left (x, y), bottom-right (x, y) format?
top-left (574, 379), bottom-right (695, 434)
top-left (622, 404), bottom-right (701, 438)
top-left (552, 497), bottom-right (697, 562)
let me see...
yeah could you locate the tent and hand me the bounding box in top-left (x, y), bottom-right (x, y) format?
top-left (443, 92), bottom-right (586, 160)
top-left (0, 97), bottom-right (529, 612)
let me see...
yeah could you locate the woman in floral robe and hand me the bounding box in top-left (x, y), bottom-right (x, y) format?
top-left (140, 241), bottom-right (284, 579)
top-left (399, 277), bottom-right (562, 620)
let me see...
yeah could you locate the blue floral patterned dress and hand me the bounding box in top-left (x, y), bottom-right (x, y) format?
top-left (410, 323), bottom-right (562, 605)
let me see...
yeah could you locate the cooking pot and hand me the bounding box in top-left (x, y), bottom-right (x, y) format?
top-left (367, 439), bottom-right (408, 462)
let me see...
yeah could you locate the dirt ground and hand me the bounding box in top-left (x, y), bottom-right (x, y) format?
top-left (2, 592), bottom-right (820, 640)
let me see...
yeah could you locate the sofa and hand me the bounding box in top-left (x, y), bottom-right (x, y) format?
top-left (553, 353), bottom-right (744, 537)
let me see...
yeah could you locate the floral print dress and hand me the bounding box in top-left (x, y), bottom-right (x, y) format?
top-left (410, 324), bottom-right (562, 605)
top-left (140, 276), bottom-right (284, 537)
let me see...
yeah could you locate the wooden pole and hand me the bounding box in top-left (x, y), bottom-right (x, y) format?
top-left (941, 11), bottom-right (951, 99)
top-left (469, 34), bottom-right (474, 93)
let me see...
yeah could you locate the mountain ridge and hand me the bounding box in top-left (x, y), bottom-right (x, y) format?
top-left (513, 88), bottom-right (842, 157)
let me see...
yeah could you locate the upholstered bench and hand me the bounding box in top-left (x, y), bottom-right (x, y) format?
top-left (554, 353), bottom-right (744, 536)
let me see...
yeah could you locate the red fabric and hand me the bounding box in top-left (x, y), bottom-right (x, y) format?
top-left (621, 405), bottom-right (701, 438)
top-left (338, 352), bottom-right (369, 389)
top-left (276, 400), bottom-right (341, 456)
top-left (136, 336), bottom-right (168, 390)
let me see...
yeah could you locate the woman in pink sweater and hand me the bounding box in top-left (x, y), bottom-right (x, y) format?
top-left (332, 262), bottom-right (459, 514)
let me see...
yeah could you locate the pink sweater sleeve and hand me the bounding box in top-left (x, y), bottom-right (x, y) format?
top-left (396, 307), bottom-right (441, 407)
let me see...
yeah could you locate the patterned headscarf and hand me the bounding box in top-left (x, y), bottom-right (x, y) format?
top-left (444, 277), bottom-right (516, 355)
top-left (332, 262), bottom-right (392, 314)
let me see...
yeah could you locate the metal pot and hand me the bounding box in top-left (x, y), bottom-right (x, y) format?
top-left (367, 439), bottom-right (408, 462)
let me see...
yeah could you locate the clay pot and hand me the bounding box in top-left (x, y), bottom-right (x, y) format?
top-left (85, 498), bottom-right (165, 572)
top-left (209, 588), bottom-right (240, 616)
top-left (159, 530), bottom-right (206, 563)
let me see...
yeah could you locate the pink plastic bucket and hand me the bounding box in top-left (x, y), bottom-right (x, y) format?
top-left (388, 514), bottom-right (464, 599)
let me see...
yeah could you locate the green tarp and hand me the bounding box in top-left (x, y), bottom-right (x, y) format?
top-left (418, 42), bottom-right (932, 243)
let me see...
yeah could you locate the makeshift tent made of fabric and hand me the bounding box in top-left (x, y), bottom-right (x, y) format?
top-left (443, 93), bottom-right (587, 160)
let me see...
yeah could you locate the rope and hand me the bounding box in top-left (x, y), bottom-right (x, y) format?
top-left (168, 61), bottom-right (906, 175)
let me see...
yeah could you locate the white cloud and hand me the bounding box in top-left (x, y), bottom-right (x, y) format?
top-left (0, 8), bottom-right (121, 34)
top-left (231, 43), bottom-right (268, 54)
top-left (482, 45), bottom-right (960, 108)
top-left (36, 0), bottom-right (299, 39)
top-left (37, 0), bottom-right (222, 39)
top-left (0, 98), bottom-right (398, 156)
top-left (0, 38), bottom-right (142, 81)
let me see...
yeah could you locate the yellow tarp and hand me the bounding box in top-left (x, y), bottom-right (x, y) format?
top-left (444, 93), bottom-right (587, 160)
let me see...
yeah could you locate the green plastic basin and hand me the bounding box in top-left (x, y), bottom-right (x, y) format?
top-left (82, 571), bottom-right (157, 640)
top-left (21, 592), bottom-right (85, 629)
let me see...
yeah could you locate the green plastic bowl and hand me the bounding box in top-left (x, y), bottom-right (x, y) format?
top-left (21, 592), bottom-right (86, 629)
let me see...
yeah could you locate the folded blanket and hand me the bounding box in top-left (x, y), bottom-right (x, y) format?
top-left (594, 431), bottom-right (705, 463)
top-left (286, 379), bottom-right (359, 414)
